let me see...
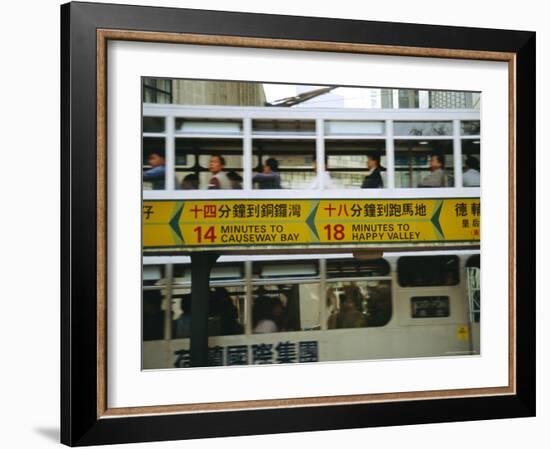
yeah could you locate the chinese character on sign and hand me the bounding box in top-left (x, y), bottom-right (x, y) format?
top-left (219, 204), bottom-right (230, 218)
top-left (226, 345), bottom-right (249, 365)
top-left (190, 205), bottom-right (203, 218)
top-left (275, 341), bottom-right (297, 363)
top-left (143, 205), bottom-right (154, 220)
top-left (351, 203), bottom-right (361, 217)
top-left (208, 346), bottom-right (224, 366)
top-left (454, 202), bottom-right (468, 217)
top-left (174, 349), bottom-right (190, 368)
top-left (203, 205), bottom-right (217, 218)
top-left (252, 343), bottom-right (274, 364)
top-left (415, 203), bottom-right (427, 216)
top-left (298, 341), bottom-right (319, 363)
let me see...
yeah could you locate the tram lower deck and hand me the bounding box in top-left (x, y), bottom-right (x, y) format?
top-left (142, 250), bottom-right (480, 369)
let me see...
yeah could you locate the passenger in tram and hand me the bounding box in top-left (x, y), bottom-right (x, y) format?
top-left (253, 157), bottom-right (282, 189)
top-left (174, 294), bottom-right (192, 339)
top-left (143, 150), bottom-right (166, 190)
top-left (181, 173), bottom-right (199, 190)
top-left (361, 152), bottom-right (384, 188)
top-left (227, 171), bottom-right (243, 189)
top-left (462, 156), bottom-right (480, 187)
top-left (207, 155), bottom-right (232, 189)
top-left (252, 296), bottom-right (285, 333)
top-left (308, 154), bottom-right (334, 189)
top-left (327, 285), bottom-right (367, 329)
top-left (418, 153), bottom-right (448, 187)
top-left (211, 288), bottom-right (244, 335)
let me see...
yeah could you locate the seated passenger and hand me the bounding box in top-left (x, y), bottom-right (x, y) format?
top-left (253, 158), bottom-right (282, 189)
top-left (181, 173), bottom-right (199, 190)
top-left (227, 171), bottom-right (243, 189)
top-left (463, 156), bottom-right (480, 187)
top-left (328, 285), bottom-right (366, 329)
top-left (253, 296), bottom-right (284, 333)
top-left (418, 154), bottom-right (448, 187)
top-left (211, 288), bottom-right (243, 335)
top-left (174, 294), bottom-right (192, 339)
top-left (361, 153), bottom-right (384, 188)
top-left (207, 155), bottom-right (232, 189)
top-left (143, 150), bottom-right (166, 190)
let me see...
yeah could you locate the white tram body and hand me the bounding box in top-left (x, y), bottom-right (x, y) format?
top-left (142, 250), bottom-right (480, 369)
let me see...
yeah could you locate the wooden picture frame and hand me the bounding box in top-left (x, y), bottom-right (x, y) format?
top-left (61, 1), bottom-right (535, 446)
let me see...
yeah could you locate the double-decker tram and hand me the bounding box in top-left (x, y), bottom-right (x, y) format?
top-left (142, 103), bottom-right (481, 369)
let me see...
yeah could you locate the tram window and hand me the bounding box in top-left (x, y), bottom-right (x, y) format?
top-left (252, 283), bottom-right (321, 333)
top-left (171, 286), bottom-right (246, 338)
top-left (252, 139), bottom-right (315, 189)
top-left (461, 120), bottom-right (480, 136)
top-left (326, 280), bottom-right (392, 329)
top-left (175, 138), bottom-right (243, 190)
top-left (466, 255), bottom-right (481, 323)
top-left (252, 119), bottom-right (315, 135)
top-left (324, 140), bottom-right (387, 189)
top-left (466, 255), bottom-right (480, 268)
top-left (326, 258), bottom-right (390, 278)
top-left (252, 260), bottom-right (319, 279)
top-left (394, 121), bottom-right (453, 136)
top-left (325, 120), bottom-right (385, 136)
top-left (143, 137), bottom-right (166, 190)
top-left (175, 118), bottom-right (242, 135)
top-left (169, 263), bottom-right (246, 338)
top-left (411, 296), bottom-right (450, 318)
top-left (143, 116), bottom-right (165, 133)
top-left (398, 256), bottom-right (460, 287)
top-left (143, 290), bottom-right (164, 341)
top-left (394, 140), bottom-right (454, 188)
top-left (173, 262), bottom-right (245, 283)
top-left (142, 264), bottom-right (165, 341)
top-left (462, 140), bottom-right (480, 187)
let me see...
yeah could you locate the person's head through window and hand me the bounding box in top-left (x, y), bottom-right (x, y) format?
top-left (465, 156), bottom-right (480, 172)
top-left (367, 152), bottom-right (381, 171)
top-left (263, 157), bottom-right (279, 173)
top-left (209, 155), bottom-right (225, 175)
top-left (227, 171), bottom-right (243, 189)
top-left (143, 150), bottom-right (166, 189)
top-left (181, 173), bottom-right (198, 190)
top-left (208, 154), bottom-right (230, 189)
top-left (429, 153), bottom-right (445, 172)
top-left (253, 295), bottom-right (284, 333)
top-left (341, 285), bottom-right (363, 313)
top-left (147, 151), bottom-right (165, 168)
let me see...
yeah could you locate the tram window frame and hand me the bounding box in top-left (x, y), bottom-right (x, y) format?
top-left (394, 139), bottom-right (454, 188)
top-left (251, 259), bottom-right (322, 333)
top-left (397, 255), bottom-right (460, 287)
top-left (394, 121), bottom-right (453, 137)
top-left (410, 296), bottom-right (450, 318)
top-left (325, 280), bottom-right (393, 329)
top-left (252, 260), bottom-right (319, 280)
top-left (251, 138), bottom-right (316, 190)
top-left (174, 137), bottom-right (244, 190)
top-left (326, 258), bottom-right (390, 279)
top-left (324, 140), bottom-right (387, 189)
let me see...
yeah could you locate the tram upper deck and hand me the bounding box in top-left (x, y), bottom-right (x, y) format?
top-left (142, 104), bottom-right (481, 200)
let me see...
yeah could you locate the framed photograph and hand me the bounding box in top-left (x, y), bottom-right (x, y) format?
top-left (61, 1), bottom-right (535, 446)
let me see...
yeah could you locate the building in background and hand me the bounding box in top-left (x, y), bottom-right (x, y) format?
top-left (381, 88), bottom-right (480, 109)
top-left (143, 78), bottom-right (266, 106)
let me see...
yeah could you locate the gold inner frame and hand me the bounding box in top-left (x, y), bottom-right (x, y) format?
top-left (96, 28), bottom-right (516, 418)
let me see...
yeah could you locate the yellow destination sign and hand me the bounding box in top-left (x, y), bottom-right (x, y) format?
top-left (143, 198), bottom-right (480, 251)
